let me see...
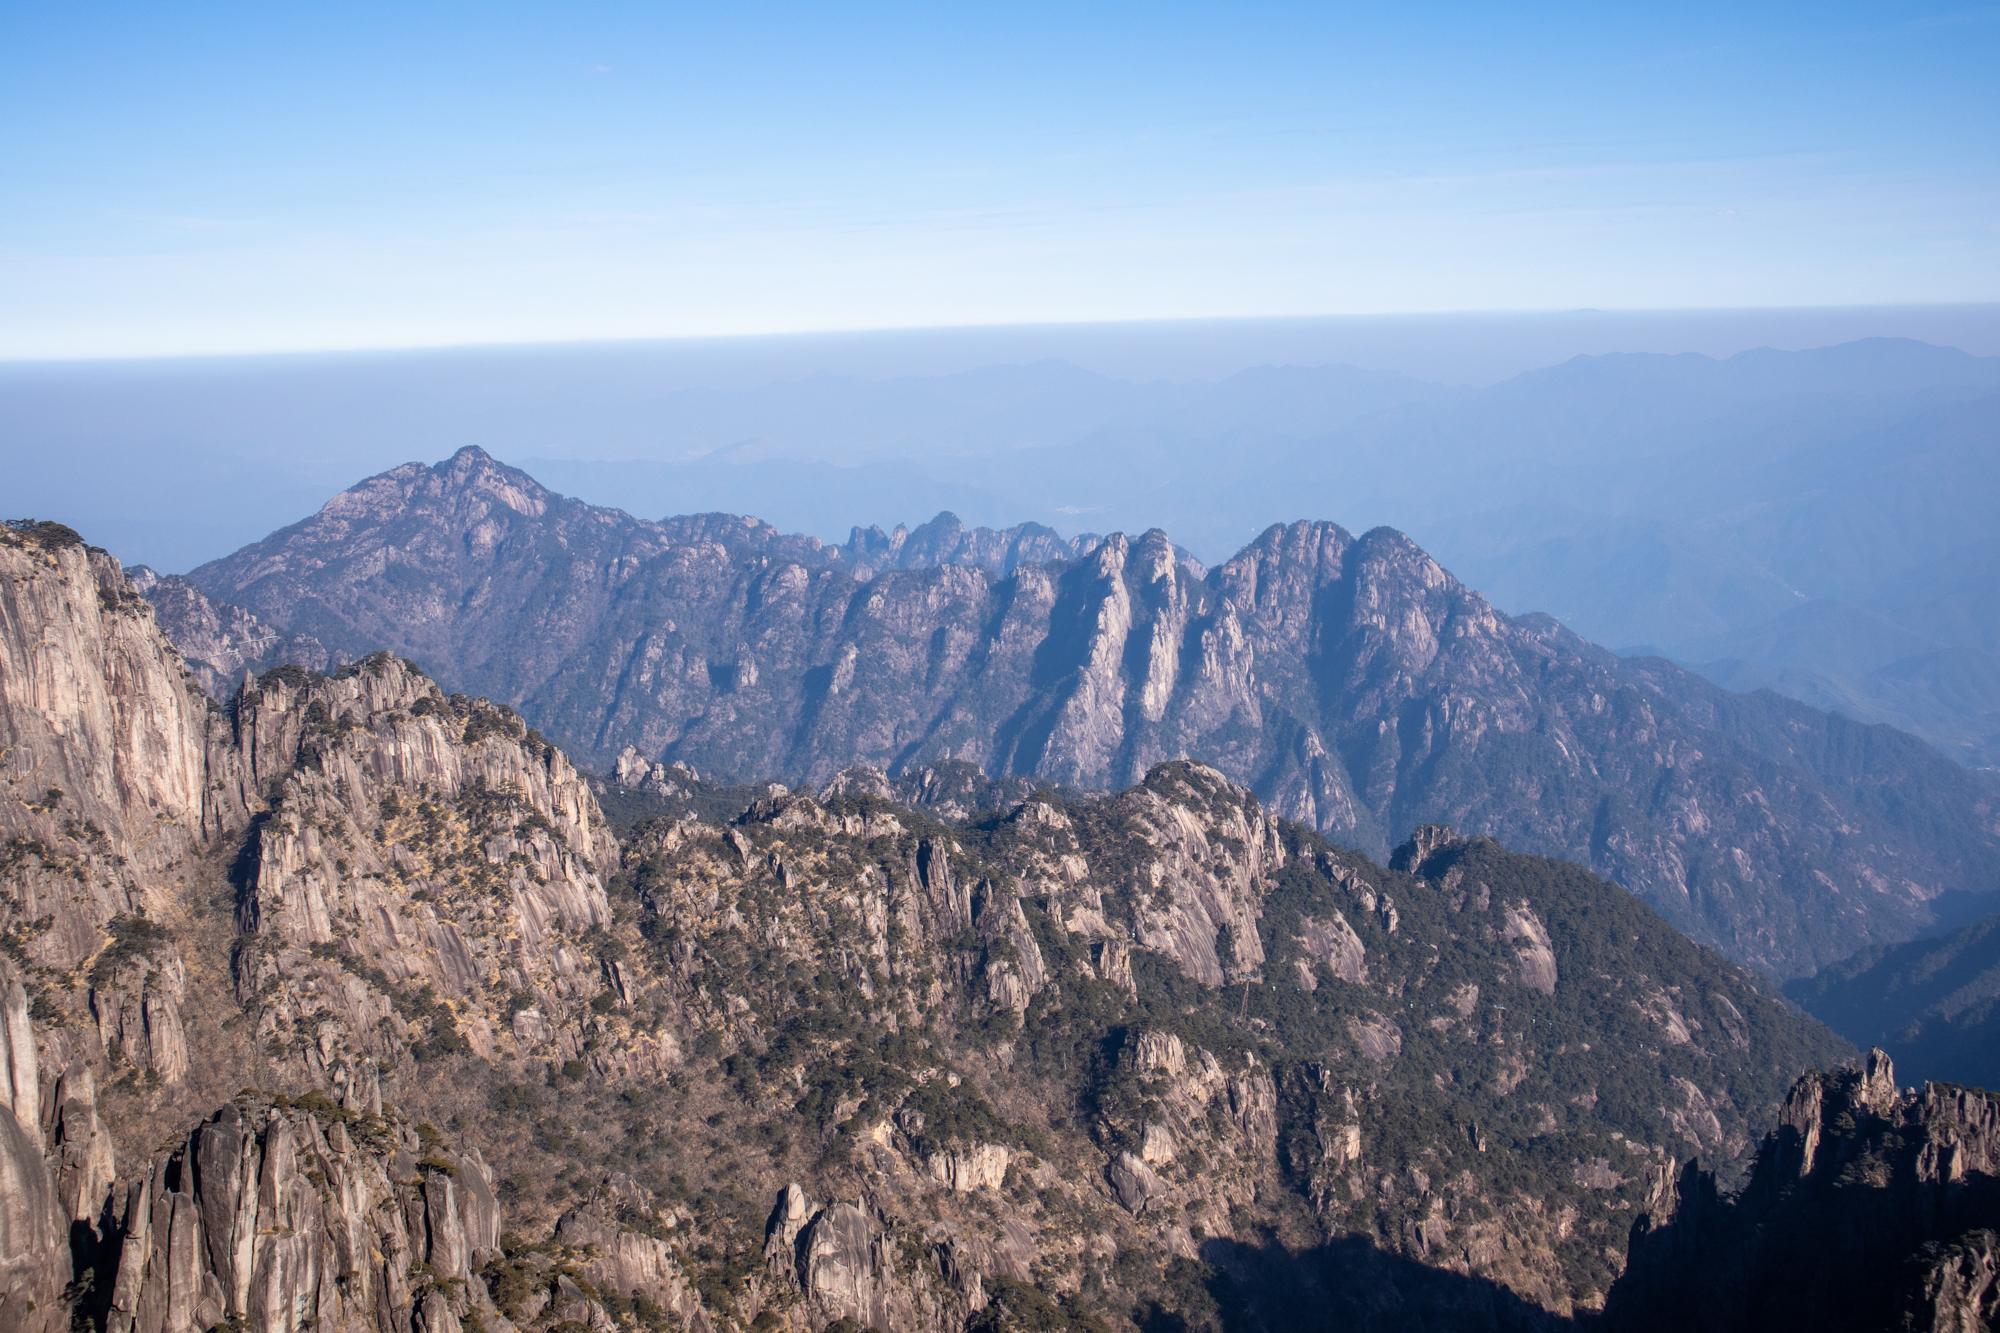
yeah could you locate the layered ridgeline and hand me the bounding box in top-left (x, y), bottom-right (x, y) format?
top-left (124, 563), bottom-right (337, 699)
top-left (0, 517), bottom-right (1862, 1331)
top-left (1790, 909), bottom-right (2000, 1090)
top-left (168, 448), bottom-right (2000, 977)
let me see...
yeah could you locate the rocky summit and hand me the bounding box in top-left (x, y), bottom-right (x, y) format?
top-left (13, 514), bottom-right (1978, 1331)
top-left (166, 447), bottom-right (2000, 978)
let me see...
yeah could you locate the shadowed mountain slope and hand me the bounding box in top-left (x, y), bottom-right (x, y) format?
top-left (1602, 1051), bottom-right (2000, 1333)
top-left (1790, 908), bottom-right (2000, 1091)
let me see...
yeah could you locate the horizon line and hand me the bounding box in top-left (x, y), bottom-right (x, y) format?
top-left (6, 299), bottom-right (1998, 368)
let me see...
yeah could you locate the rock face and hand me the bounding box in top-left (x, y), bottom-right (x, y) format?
top-left (97, 1097), bottom-right (503, 1333)
top-left (765, 1187), bottom-right (978, 1332)
top-left (221, 654), bottom-right (626, 1106)
top-left (0, 523), bottom-right (221, 971)
top-left (0, 522), bottom-right (240, 1118)
top-left (3, 511), bottom-right (1955, 1332)
top-left (552, 1191), bottom-right (712, 1332)
top-left (1603, 1050), bottom-right (2000, 1332)
top-left (0, 961), bottom-right (67, 1333)
top-left (176, 450), bottom-right (2000, 977)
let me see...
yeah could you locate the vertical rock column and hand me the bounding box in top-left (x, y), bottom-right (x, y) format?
top-left (0, 961), bottom-right (69, 1333)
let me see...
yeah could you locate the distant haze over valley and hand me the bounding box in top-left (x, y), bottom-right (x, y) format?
top-left (8, 305), bottom-right (1996, 565)
top-left (11, 4), bottom-right (2000, 1324)
top-left (9, 307), bottom-right (1998, 768)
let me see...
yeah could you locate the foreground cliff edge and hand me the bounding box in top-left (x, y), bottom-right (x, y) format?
top-left (3, 516), bottom-right (1995, 1331)
top-left (1604, 1050), bottom-right (2000, 1331)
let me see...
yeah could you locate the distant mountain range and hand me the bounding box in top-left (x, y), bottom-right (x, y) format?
top-left (522, 340), bottom-right (1997, 767)
top-left (1790, 905), bottom-right (2000, 1090)
top-left (13, 334), bottom-right (1992, 764)
top-left (152, 446), bottom-right (2000, 979)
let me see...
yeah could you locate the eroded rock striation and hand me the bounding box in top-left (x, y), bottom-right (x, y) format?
top-left (97, 1096), bottom-right (504, 1333)
top-left (0, 960), bottom-right (67, 1333)
top-left (172, 449), bottom-right (2000, 977)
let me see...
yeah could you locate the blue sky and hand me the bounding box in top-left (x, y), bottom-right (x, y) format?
top-left (3, 2), bottom-right (1996, 357)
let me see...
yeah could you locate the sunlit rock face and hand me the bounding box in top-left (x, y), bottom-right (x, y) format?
top-left (174, 450), bottom-right (2000, 978)
top-left (0, 526), bottom-right (219, 970)
top-left (5, 507), bottom-right (1991, 1332)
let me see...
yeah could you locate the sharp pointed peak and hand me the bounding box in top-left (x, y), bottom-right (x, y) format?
top-left (436, 444), bottom-right (522, 480)
top-left (419, 446), bottom-right (553, 511)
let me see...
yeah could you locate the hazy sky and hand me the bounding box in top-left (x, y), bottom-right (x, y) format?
top-left (4, 2), bottom-right (1997, 358)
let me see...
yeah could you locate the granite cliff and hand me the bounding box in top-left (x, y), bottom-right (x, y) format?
top-left (0, 518), bottom-right (1880, 1330)
top-left (1603, 1050), bottom-right (2000, 1332)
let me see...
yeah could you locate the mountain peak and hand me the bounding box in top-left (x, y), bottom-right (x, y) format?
top-left (1391, 823), bottom-right (1471, 874)
top-left (435, 443), bottom-right (518, 483)
top-left (1253, 518), bottom-right (1357, 552)
top-left (425, 446), bottom-right (551, 516)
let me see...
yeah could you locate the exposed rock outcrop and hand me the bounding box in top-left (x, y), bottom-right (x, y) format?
top-left (176, 450), bottom-right (2000, 976)
top-left (1604, 1050), bottom-right (2000, 1332)
top-left (222, 653), bottom-right (629, 1104)
top-left (97, 1097), bottom-right (504, 1333)
top-left (0, 961), bottom-right (66, 1333)
top-left (552, 1193), bottom-right (711, 1332)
